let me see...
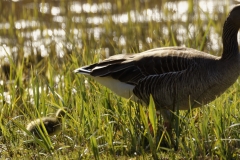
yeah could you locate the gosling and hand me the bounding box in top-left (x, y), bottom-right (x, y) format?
top-left (26, 108), bottom-right (67, 138)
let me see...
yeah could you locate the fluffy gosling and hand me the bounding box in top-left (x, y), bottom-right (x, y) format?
top-left (26, 108), bottom-right (67, 138)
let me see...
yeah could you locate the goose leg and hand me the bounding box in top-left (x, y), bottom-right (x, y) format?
top-left (160, 108), bottom-right (183, 151)
top-left (159, 109), bottom-right (173, 131)
top-left (158, 109), bottom-right (177, 149)
top-left (148, 109), bottom-right (173, 134)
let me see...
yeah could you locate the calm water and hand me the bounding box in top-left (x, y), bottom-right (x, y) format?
top-left (0, 0), bottom-right (239, 60)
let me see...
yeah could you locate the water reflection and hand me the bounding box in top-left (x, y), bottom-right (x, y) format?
top-left (0, 0), bottom-right (239, 59)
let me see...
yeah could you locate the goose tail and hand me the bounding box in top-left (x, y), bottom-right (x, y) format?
top-left (74, 67), bottom-right (91, 75)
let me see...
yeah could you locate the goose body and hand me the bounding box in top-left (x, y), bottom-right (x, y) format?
top-left (74, 5), bottom-right (240, 121)
top-left (26, 108), bottom-right (66, 138)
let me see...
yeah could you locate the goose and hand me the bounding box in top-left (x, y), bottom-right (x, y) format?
top-left (26, 108), bottom-right (67, 138)
top-left (74, 5), bottom-right (240, 128)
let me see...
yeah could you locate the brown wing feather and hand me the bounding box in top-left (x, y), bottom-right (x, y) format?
top-left (78, 47), bottom-right (218, 85)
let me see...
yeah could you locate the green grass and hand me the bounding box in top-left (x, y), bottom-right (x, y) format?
top-left (0, 0), bottom-right (240, 159)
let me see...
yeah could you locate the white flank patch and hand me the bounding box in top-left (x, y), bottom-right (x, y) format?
top-left (94, 76), bottom-right (137, 100)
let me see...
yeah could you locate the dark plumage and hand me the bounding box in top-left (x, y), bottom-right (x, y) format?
top-left (74, 5), bottom-right (240, 124)
top-left (26, 108), bottom-right (67, 138)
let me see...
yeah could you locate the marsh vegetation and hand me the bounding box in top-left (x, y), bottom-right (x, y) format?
top-left (0, 0), bottom-right (240, 159)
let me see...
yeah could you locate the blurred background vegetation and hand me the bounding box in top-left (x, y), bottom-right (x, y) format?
top-left (0, 0), bottom-right (240, 159)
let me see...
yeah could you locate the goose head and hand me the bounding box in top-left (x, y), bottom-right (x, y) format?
top-left (55, 108), bottom-right (66, 121)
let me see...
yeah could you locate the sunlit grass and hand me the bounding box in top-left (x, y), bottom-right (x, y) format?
top-left (0, 0), bottom-right (240, 159)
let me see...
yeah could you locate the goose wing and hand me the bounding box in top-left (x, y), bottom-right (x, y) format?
top-left (74, 47), bottom-right (217, 85)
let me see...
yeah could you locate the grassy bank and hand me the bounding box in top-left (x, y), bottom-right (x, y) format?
top-left (0, 0), bottom-right (240, 159)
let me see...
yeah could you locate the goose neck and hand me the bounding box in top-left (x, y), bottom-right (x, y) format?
top-left (221, 19), bottom-right (239, 60)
